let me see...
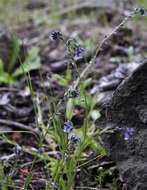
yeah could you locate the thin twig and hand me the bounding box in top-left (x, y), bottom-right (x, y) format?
top-left (75, 186), bottom-right (100, 190)
top-left (1, 153), bottom-right (16, 162)
top-left (0, 119), bottom-right (38, 134)
top-left (77, 154), bottom-right (105, 168)
top-left (0, 87), bottom-right (19, 92)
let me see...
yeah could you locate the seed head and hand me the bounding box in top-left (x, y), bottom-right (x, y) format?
top-left (139, 6), bottom-right (146, 16)
top-left (68, 144), bottom-right (77, 152)
top-left (49, 31), bottom-right (63, 41)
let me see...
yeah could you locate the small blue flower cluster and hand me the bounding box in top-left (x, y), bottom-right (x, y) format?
top-left (58, 152), bottom-right (68, 160)
top-left (124, 128), bottom-right (134, 140)
top-left (38, 147), bottom-right (44, 156)
top-left (74, 46), bottom-right (84, 60)
top-left (12, 145), bottom-right (22, 155)
top-left (63, 120), bottom-right (73, 133)
top-left (67, 39), bottom-right (84, 60)
top-left (68, 135), bottom-right (80, 152)
top-left (134, 6), bottom-right (146, 17)
top-left (49, 31), bottom-right (85, 61)
top-left (62, 121), bottom-right (80, 153)
top-left (67, 88), bottom-right (80, 98)
top-left (70, 135), bottom-right (80, 144)
top-left (139, 6), bottom-right (146, 16)
top-left (49, 31), bottom-right (63, 41)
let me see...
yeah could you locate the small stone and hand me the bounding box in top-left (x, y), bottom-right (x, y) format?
top-left (26, 0), bottom-right (47, 9)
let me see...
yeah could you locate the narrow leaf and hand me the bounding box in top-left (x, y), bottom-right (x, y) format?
top-left (24, 171), bottom-right (32, 190)
top-left (53, 74), bottom-right (68, 86)
top-left (8, 35), bottom-right (19, 72)
top-left (66, 99), bottom-right (75, 120)
top-left (12, 47), bottom-right (40, 77)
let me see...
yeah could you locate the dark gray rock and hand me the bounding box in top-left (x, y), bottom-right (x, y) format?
top-left (90, 62), bottom-right (139, 95)
top-left (96, 59), bottom-right (147, 190)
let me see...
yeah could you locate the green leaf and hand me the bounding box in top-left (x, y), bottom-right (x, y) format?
top-left (89, 137), bottom-right (99, 152)
top-left (77, 91), bottom-right (95, 110)
top-left (24, 171), bottom-right (32, 190)
top-left (0, 72), bottom-right (17, 85)
top-left (12, 47), bottom-right (40, 77)
top-left (53, 74), bottom-right (68, 86)
top-left (7, 176), bottom-right (16, 190)
top-left (66, 70), bottom-right (71, 80)
top-left (94, 128), bottom-right (100, 136)
top-left (90, 110), bottom-right (101, 121)
top-left (127, 46), bottom-right (134, 57)
top-left (59, 176), bottom-right (67, 190)
top-left (49, 130), bottom-right (61, 145)
top-left (66, 99), bottom-right (75, 120)
top-left (0, 160), bottom-right (7, 187)
top-left (2, 135), bottom-right (19, 146)
top-left (8, 35), bottom-right (19, 72)
top-left (83, 118), bottom-right (88, 140)
top-left (0, 72), bottom-right (10, 83)
top-left (0, 59), bottom-right (4, 72)
top-left (1, 185), bottom-right (7, 190)
top-left (97, 146), bottom-right (105, 155)
top-left (81, 78), bottom-right (92, 90)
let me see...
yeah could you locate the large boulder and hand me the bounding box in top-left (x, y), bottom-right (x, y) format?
top-left (96, 59), bottom-right (147, 190)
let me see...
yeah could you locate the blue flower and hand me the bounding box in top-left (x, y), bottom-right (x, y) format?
top-left (63, 120), bottom-right (73, 133)
top-left (74, 53), bottom-right (83, 60)
top-left (12, 145), bottom-right (22, 154)
top-left (64, 153), bottom-right (69, 160)
top-left (58, 152), bottom-right (68, 160)
top-left (68, 135), bottom-right (80, 153)
top-left (124, 128), bottom-right (134, 140)
top-left (38, 148), bottom-right (44, 156)
top-left (70, 135), bottom-right (80, 144)
top-left (49, 31), bottom-right (63, 41)
top-left (74, 47), bottom-right (84, 60)
top-left (78, 47), bottom-right (84, 52)
top-left (68, 89), bottom-right (80, 98)
top-left (139, 6), bottom-right (146, 16)
top-left (57, 152), bottom-right (62, 159)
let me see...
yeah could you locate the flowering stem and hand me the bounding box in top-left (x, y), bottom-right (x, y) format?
top-left (74, 8), bottom-right (139, 90)
top-left (73, 61), bottom-right (81, 80)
